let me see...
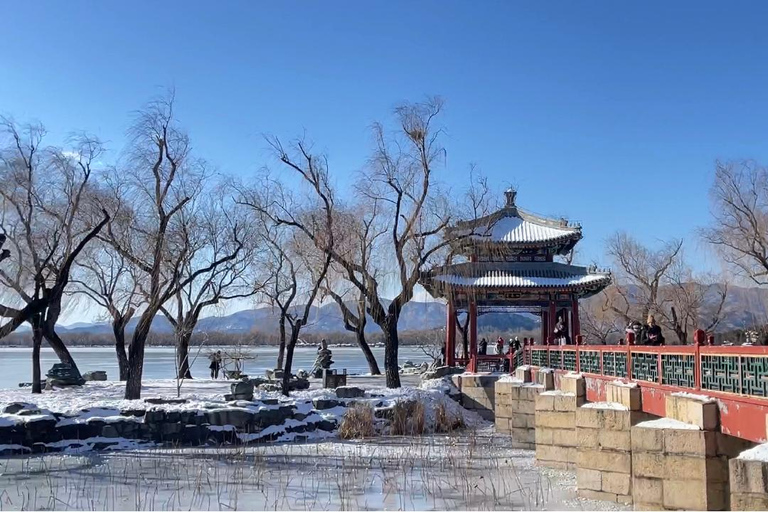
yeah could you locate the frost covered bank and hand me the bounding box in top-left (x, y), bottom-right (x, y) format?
top-left (0, 378), bottom-right (484, 455)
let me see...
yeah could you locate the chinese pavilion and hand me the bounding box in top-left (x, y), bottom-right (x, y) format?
top-left (420, 189), bottom-right (612, 370)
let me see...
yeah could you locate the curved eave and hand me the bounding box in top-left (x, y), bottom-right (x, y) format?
top-left (449, 232), bottom-right (582, 255)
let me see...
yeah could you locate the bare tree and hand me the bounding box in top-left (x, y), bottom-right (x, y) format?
top-left (101, 96), bottom-right (234, 399)
top-left (606, 232), bottom-right (683, 323)
top-left (656, 260), bottom-right (728, 343)
top-left (0, 118), bottom-right (109, 392)
top-left (158, 189), bottom-right (254, 379)
top-left (581, 293), bottom-right (624, 344)
top-left (256, 98), bottom-right (491, 388)
top-left (704, 161), bottom-right (768, 284)
top-left (72, 244), bottom-right (142, 380)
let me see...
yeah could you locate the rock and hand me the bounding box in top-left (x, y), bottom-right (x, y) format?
top-left (247, 377), bottom-right (271, 388)
top-left (45, 363), bottom-right (85, 386)
top-left (17, 408), bottom-right (43, 416)
top-left (288, 378), bottom-right (310, 391)
top-left (422, 366), bottom-right (464, 380)
top-left (316, 419), bottom-right (337, 431)
top-left (143, 409), bottom-right (166, 424)
top-left (0, 444), bottom-right (30, 456)
top-left (3, 402), bottom-right (37, 414)
top-left (83, 371), bottom-right (107, 381)
top-left (374, 406), bottom-right (395, 421)
top-left (266, 369), bottom-right (284, 380)
top-left (260, 398), bottom-right (279, 406)
top-left (312, 398), bottom-right (342, 410)
top-left (144, 398), bottom-right (187, 405)
top-left (120, 409), bottom-right (146, 417)
top-left (335, 386), bottom-right (365, 399)
top-left (229, 380), bottom-right (254, 401)
top-left (296, 370), bottom-right (309, 380)
top-left (258, 383), bottom-right (282, 393)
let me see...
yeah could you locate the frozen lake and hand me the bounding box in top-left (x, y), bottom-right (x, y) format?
top-left (0, 433), bottom-right (627, 511)
top-left (0, 346), bottom-right (431, 390)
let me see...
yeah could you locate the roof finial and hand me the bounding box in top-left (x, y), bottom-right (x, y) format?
top-left (504, 188), bottom-right (517, 207)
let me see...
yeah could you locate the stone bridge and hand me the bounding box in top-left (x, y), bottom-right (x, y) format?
top-left (452, 338), bottom-right (768, 510)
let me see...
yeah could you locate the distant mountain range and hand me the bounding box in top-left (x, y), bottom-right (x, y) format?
top-left (33, 284), bottom-right (768, 339)
top-left (53, 300), bottom-right (538, 338)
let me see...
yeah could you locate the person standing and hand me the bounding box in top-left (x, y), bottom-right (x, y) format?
top-left (209, 351), bottom-right (222, 379)
top-left (495, 336), bottom-right (504, 355)
top-left (478, 338), bottom-right (488, 355)
top-left (646, 316), bottom-right (665, 346)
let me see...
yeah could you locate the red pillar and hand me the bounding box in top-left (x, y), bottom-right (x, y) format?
top-left (446, 301), bottom-right (456, 366)
top-left (548, 300), bottom-right (556, 344)
top-left (469, 300), bottom-right (478, 372)
top-left (572, 297), bottom-right (580, 342)
top-left (540, 311), bottom-right (548, 346)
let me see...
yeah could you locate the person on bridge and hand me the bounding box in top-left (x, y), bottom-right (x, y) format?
top-left (495, 336), bottom-right (504, 355)
top-left (478, 338), bottom-right (488, 355)
top-left (646, 316), bottom-right (665, 346)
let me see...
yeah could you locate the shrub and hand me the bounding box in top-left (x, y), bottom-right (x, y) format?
top-left (338, 403), bottom-right (375, 439)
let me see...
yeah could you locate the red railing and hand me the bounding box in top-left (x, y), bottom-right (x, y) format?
top-left (510, 330), bottom-right (768, 443)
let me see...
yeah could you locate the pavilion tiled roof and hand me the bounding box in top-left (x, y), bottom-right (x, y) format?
top-left (448, 189), bottom-right (582, 252)
top-left (423, 261), bottom-right (612, 293)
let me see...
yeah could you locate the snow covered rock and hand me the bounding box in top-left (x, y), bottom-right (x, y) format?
top-left (336, 386), bottom-right (365, 399)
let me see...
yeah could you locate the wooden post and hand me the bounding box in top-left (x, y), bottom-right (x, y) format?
top-left (548, 300), bottom-right (556, 344)
top-left (469, 300), bottom-right (478, 373)
top-left (572, 297), bottom-right (580, 341)
top-left (446, 301), bottom-right (456, 367)
top-left (541, 311), bottom-right (548, 346)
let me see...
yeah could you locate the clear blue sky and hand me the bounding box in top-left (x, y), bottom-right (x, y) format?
top-left (3, 1), bottom-right (768, 273)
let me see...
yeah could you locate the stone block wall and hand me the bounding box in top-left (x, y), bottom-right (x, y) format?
top-left (535, 374), bottom-right (585, 469)
top-left (495, 378), bottom-right (549, 449)
top-left (730, 449), bottom-right (768, 510)
top-left (575, 383), bottom-right (650, 505)
top-left (451, 374), bottom-right (501, 421)
top-left (630, 394), bottom-right (745, 511)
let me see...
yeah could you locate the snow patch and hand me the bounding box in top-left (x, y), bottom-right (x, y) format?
top-left (581, 402), bottom-right (629, 411)
top-left (541, 390), bottom-right (574, 397)
top-left (0, 444), bottom-right (31, 452)
top-left (611, 380), bottom-right (638, 388)
top-left (636, 418), bottom-right (700, 430)
top-left (671, 392), bottom-right (716, 403)
top-left (738, 443), bottom-right (768, 462)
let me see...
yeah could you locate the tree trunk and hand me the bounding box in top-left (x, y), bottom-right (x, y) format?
top-left (125, 312), bottom-right (153, 400)
top-left (31, 314), bottom-right (43, 394)
top-left (42, 295), bottom-right (82, 379)
top-left (281, 327), bottom-right (300, 397)
top-left (176, 330), bottom-right (193, 379)
top-left (276, 315), bottom-right (287, 370)
top-left (355, 326), bottom-right (380, 375)
top-left (383, 320), bottom-right (401, 388)
top-left (112, 317), bottom-right (129, 381)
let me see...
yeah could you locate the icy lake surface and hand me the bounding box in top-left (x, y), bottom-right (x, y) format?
top-left (0, 433), bottom-right (628, 511)
top-left (0, 346), bottom-right (431, 389)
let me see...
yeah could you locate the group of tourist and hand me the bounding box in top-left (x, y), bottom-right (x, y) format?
top-left (477, 336), bottom-right (522, 356)
top-left (619, 315), bottom-right (666, 346)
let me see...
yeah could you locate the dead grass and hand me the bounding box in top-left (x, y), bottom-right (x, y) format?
top-left (434, 402), bottom-right (463, 433)
top-left (338, 403), bottom-right (375, 439)
top-left (390, 400), bottom-right (425, 436)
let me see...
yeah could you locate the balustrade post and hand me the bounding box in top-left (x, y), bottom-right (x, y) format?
top-left (694, 328), bottom-right (705, 390)
top-left (576, 336), bottom-right (581, 373)
top-left (626, 331), bottom-right (634, 381)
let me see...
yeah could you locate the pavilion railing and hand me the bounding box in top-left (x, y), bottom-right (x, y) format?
top-left (519, 331), bottom-right (768, 400)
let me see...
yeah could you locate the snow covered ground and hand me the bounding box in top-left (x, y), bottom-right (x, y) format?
top-left (0, 431), bottom-right (630, 511)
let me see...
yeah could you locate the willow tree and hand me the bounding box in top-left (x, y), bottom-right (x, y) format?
top-left (102, 96), bottom-right (236, 399)
top-left (0, 118), bottom-right (109, 391)
top-left (259, 98), bottom-right (491, 387)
